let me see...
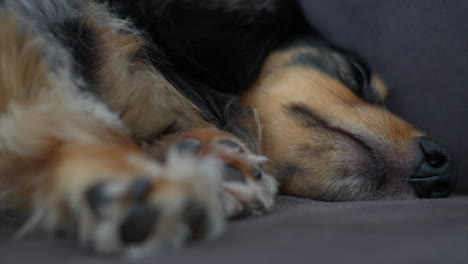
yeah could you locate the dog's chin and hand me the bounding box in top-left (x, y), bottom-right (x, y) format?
top-left (309, 172), bottom-right (419, 202)
top-left (316, 186), bottom-right (418, 202)
top-left (319, 149), bottom-right (422, 201)
top-left (374, 176), bottom-right (419, 200)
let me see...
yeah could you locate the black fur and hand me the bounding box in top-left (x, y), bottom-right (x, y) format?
top-left (50, 0), bottom-right (379, 146)
top-left (55, 18), bottom-right (99, 94)
top-left (282, 36), bottom-right (382, 105)
top-left (105, 0), bottom-right (309, 93)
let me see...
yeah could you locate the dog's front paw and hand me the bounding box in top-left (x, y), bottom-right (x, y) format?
top-left (213, 138), bottom-right (278, 218)
top-left (154, 128), bottom-right (278, 219)
top-left (20, 146), bottom-right (224, 256)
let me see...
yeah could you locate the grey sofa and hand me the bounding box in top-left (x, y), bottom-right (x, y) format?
top-left (1, 1), bottom-right (467, 263)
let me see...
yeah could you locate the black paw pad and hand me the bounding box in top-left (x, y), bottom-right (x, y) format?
top-left (183, 201), bottom-right (208, 240)
top-left (216, 139), bottom-right (245, 154)
top-left (127, 177), bottom-right (152, 201)
top-left (223, 165), bottom-right (246, 183)
top-left (86, 182), bottom-right (113, 216)
top-left (176, 138), bottom-right (202, 154)
top-left (119, 205), bottom-right (159, 245)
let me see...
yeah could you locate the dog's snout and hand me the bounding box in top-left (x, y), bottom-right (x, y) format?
top-left (408, 137), bottom-right (457, 198)
top-left (419, 137), bottom-right (455, 175)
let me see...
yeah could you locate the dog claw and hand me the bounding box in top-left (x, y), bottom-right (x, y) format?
top-left (216, 139), bottom-right (245, 153)
top-left (176, 138), bottom-right (202, 154)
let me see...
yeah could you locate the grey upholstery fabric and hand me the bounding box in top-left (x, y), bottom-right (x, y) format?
top-left (1, 0), bottom-right (467, 263)
top-left (1, 196), bottom-right (468, 264)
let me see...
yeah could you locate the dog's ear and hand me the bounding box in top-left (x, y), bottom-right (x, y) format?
top-left (370, 74), bottom-right (389, 102)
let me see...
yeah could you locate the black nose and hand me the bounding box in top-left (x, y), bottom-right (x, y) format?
top-left (408, 137), bottom-right (457, 198)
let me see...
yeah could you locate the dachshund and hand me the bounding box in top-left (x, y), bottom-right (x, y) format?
top-left (0, 0), bottom-right (456, 256)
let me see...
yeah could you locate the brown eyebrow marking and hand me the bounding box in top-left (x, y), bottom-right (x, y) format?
top-left (285, 103), bottom-right (386, 186)
top-left (286, 103), bottom-right (330, 129)
top-left (285, 103), bottom-right (376, 160)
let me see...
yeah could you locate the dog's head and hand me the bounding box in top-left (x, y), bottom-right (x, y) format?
top-left (242, 37), bottom-right (457, 201)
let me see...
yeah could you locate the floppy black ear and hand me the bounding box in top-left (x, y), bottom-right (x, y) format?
top-left (106, 0), bottom-right (310, 94)
top-left (104, 0), bottom-right (316, 127)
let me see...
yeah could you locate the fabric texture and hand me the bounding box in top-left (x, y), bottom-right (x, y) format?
top-left (0, 0), bottom-right (467, 263)
top-left (1, 196), bottom-right (467, 264)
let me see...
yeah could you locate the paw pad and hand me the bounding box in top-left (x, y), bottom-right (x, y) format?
top-left (119, 205), bottom-right (159, 245)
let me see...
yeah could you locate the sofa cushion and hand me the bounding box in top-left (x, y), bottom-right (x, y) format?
top-left (1, 196), bottom-right (467, 264)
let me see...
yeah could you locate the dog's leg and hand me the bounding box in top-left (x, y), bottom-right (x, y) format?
top-left (150, 127), bottom-right (278, 218)
top-left (0, 95), bottom-right (226, 255)
top-left (0, 94), bottom-right (227, 255)
top-left (0, 14), bottom-right (224, 256)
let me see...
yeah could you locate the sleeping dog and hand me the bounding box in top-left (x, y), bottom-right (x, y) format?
top-left (0, 0), bottom-right (457, 256)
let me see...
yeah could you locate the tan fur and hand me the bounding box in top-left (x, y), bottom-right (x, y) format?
top-left (0, 12), bottom-right (50, 113)
top-left (156, 127), bottom-right (258, 180)
top-left (0, 10), bottom-right (145, 210)
top-left (371, 75), bottom-right (389, 101)
top-left (242, 49), bottom-right (423, 200)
